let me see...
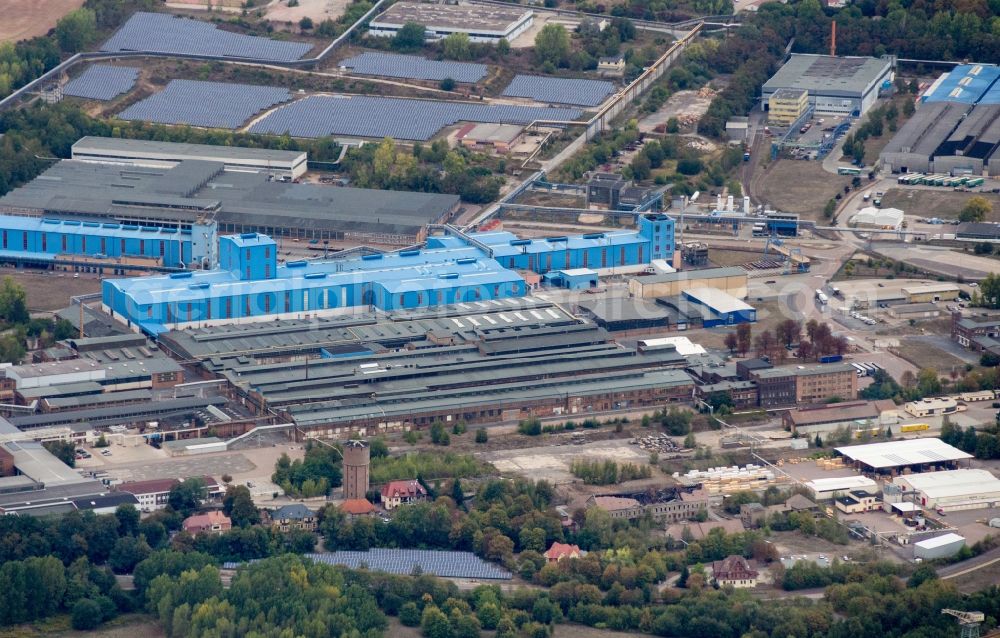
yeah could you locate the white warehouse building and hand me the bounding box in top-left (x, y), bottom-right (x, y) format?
top-left (804, 475), bottom-right (878, 501)
top-left (893, 469), bottom-right (1000, 512)
top-left (71, 137), bottom-right (308, 178)
top-left (368, 2), bottom-right (534, 43)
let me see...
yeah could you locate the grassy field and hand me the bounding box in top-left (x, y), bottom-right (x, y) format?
top-left (894, 338), bottom-right (968, 372)
top-left (756, 160), bottom-right (854, 221)
top-left (0, 614), bottom-right (163, 638)
top-left (2, 0), bottom-right (84, 41)
top-left (0, 270), bottom-right (102, 312)
top-left (880, 188), bottom-right (1000, 221)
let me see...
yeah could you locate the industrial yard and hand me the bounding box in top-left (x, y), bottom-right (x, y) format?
top-left (0, 3), bottom-right (999, 637)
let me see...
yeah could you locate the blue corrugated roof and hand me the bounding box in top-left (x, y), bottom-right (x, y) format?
top-left (471, 230), bottom-right (647, 257)
top-left (924, 64), bottom-right (1000, 105)
top-left (0, 215), bottom-right (188, 242)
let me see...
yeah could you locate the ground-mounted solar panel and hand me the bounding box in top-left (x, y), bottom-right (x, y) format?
top-left (63, 65), bottom-right (139, 101)
top-left (117, 80), bottom-right (292, 129)
top-left (101, 12), bottom-right (312, 63)
top-left (339, 52), bottom-right (488, 83)
top-left (223, 549), bottom-right (512, 579)
top-left (502, 74), bottom-right (616, 107)
top-left (250, 94), bottom-right (583, 141)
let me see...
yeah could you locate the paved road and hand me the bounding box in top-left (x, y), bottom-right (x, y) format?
top-left (937, 545), bottom-right (1000, 581)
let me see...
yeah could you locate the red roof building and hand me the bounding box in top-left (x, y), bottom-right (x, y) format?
top-left (340, 498), bottom-right (377, 518)
top-left (380, 480), bottom-right (427, 510)
top-left (543, 542), bottom-right (582, 563)
top-left (182, 510), bottom-right (231, 535)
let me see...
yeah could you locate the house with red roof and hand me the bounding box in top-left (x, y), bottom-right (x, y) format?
top-left (380, 480), bottom-right (427, 510)
top-left (182, 510), bottom-right (231, 535)
top-left (340, 498), bottom-right (377, 518)
top-left (543, 542), bottom-right (582, 563)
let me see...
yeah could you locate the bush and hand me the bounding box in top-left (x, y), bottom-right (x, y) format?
top-left (439, 77), bottom-right (456, 91)
top-left (518, 418), bottom-right (542, 436)
top-left (71, 598), bottom-right (103, 631)
top-left (475, 429), bottom-right (488, 444)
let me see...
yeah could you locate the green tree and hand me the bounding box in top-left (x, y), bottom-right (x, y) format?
top-left (660, 407), bottom-right (692, 436)
top-left (299, 16), bottom-right (313, 29)
top-left (0, 277), bottom-right (29, 325)
top-left (442, 32), bottom-right (471, 60)
top-left (108, 535), bottom-right (151, 574)
top-left (115, 503), bottom-right (140, 537)
top-left (42, 440), bottom-right (75, 467)
top-left (474, 429), bottom-right (488, 444)
top-left (496, 38), bottom-right (511, 56)
top-left (56, 9), bottom-right (97, 54)
top-left (534, 24), bottom-right (570, 67)
top-left (400, 601), bottom-right (421, 626)
top-left (71, 598), bottom-right (102, 630)
top-left (959, 196), bottom-right (992, 223)
top-left (421, 604), bottom-right (453, 638)
top-left (222, 485), bottom-right (260, 528)
top-left (168, 478), bottom-right (207, 518)
top-left (393, 22), bottom-right (427, 52)
top-left (439, 77), bottom-right (456, 91)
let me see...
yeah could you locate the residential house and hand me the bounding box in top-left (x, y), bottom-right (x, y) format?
top-left (711, 555), bottom-right (759, 588)
top-left (340, 498), bottom-right (377, 519)
top-left (268, 504), bottom-right (317, 532)
top-left (380, 480), bottom-right (428, 510)
top-left (543, 542), bottom-right (583, 563)
top-left (182, 510), bottom-right (231, 535)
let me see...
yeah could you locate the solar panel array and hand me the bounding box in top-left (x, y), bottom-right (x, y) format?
top-left (307, 550), bottom-right (511, 579)
top-left (101, 12), bottom-right (312, 62)
top-left (502, 74), bottom-right (616, 107)
top-left (340, 52), bottom-right (488, 83)
top-left (63, 65), bottom-right (139, 101)
top-left (118, 80), bottom-right (291, 129)
top-left (250, 95), bottom-right (583, 140)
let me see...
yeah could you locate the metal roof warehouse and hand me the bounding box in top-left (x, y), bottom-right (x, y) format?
top-left (0, 160), bottom-right (460, 245)
top-left (835, 438), bottom-right (973, 473)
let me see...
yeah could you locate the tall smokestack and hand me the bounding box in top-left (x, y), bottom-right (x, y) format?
top-left (830, 21), bottom-right (837, 57)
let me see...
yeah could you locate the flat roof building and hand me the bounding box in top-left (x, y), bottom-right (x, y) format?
top-left (369, 2), bottom-right (534, 42)
top-left (762, 54), bottom-right (894, 117)
top-left (0, 160), bottom-right (460, 246)
top-left (628, 266), bottom-right (748, 300)
top-left (767, 88), bottom-right (809, 126)
top-left (913, 533), bottom-right (965, 560)
top-left (72, 137), bottom-right (308, 178)
top-left (804, 475), bottom-right (878, 500)
top-left (893, 469), bottom-right (1000, 512)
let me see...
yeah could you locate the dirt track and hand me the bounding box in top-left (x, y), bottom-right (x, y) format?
top-left (2, 0), bottom-right (85, 42)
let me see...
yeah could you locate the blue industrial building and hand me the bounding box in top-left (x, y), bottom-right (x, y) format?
top-left (104, 233), bottom-right (527, 335)
top-left (922, 64), bottom-right (1000, 105)
top-left (103, 215), bottom-right (676, 335)
top-left (430, 214), bottom-right (675, 273)
top-left (0, 215), bottom-right (214, 271)
top-left (542, 268), bottom-right (599, 290)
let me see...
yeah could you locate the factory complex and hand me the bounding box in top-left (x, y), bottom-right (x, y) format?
top-left (102, 213), bottom-right (676, 333)
top-left (0, 154), bottom-right (461, 247)
top-left (761, 54), bottom-right (894, 118)
top-left (880, 63), bottom-right (1000, 175)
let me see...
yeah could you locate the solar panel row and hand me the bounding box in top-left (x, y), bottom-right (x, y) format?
top-left (117, 80), bottom-right (292, 129)
top-left (101, 12), bottom-right (312, 62)
top-left (63, 65), bottom-right (139, 101)
top-left (502, 74), bottom-right (616, 107)
top-left (250, 94), bottom-right (583, 140)
top-left (308, 549), bottom-right (512, 579)
top-left (340, 52), bottom-right (488, 83)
